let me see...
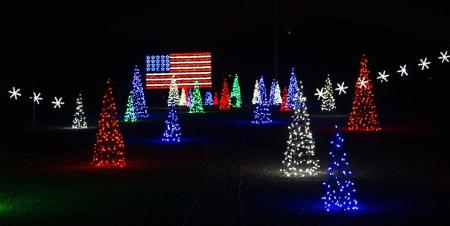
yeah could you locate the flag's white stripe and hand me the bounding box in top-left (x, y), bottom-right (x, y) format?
top-left (146, 82), bottom-right (212, 87)
top-left (170, 66), bottom-right (211, 70)
top-left (146, 72), bottom-right (211, 76)
top-left (146, 77), bottom-right (211, 81)
top-left (170, 55), bottom-right (211, 59)
top-left (170, 61), bottom-right (211, 64)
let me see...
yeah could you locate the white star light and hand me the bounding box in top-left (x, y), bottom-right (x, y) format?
top-left (418, 57), bottom-right (430, 70)
top-left (357, 78), bottom-right (368, 88)
top-left (31, 92), bottom-right (43, 104)
top-left (397, 64), bottom-right (408, 77)
top-left (438, 51), bottom-right (449, 63)
top-left (314, 87), bottom-right (327, 100)
top-left (8, 87), bottom-right (21, 100)
top-left (51, 97), bottom-right (64, 109)
top-left (376, 70), bottom-right (390, 83)
top-left (335, 82), bottom-right (348, 95)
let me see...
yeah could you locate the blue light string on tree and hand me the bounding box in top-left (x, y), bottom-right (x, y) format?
top-left (322, 125), bottom-right (359, 212)
top-left (251, 75), bottom-right (272, 124)
top-left (287, 68), bottom-right (300, 109)
top-left (130, 66), bottom-right (150, 119)
top-left (161, 104), bottom-right (182, 143)
top-left (204, 91), bottom-right (213, 106)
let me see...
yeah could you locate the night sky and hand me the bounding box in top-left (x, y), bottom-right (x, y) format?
top-left (1, 1), bottom-right (449, 125)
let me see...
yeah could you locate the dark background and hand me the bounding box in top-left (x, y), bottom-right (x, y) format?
top-left (1, 1), bottom-right (449, 126)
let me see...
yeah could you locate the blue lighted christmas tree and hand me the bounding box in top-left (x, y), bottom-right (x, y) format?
top-left (204, 91), bottom-right (213, 106)
top-left (322, 125), bottom-right (359, 212)
top-left (128, 66), bottom-right (149, 119)
top-left (288, 68), bottom-right (300, 109)
top-left (251, 76), bottom-right (271, 124)
top-left (161, 104), bottom-right (182, 143)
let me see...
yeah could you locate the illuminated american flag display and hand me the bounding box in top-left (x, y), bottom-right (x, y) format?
top-left (145, 52), bottom-right (212, 89)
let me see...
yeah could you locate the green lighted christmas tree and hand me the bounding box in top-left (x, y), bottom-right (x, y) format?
top-left (230, 73), bottom-right (242, 108)
top-left (124, 91), bottom-right (137, 123)
top-left (189, 81), bottom-right (205, 113)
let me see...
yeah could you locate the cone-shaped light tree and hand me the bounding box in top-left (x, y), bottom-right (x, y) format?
top-left (72, 93), bottom-right (88, 129)
top-left (128, 66), bottom-right (150, 119)
top-left (219, 78), bottom-right (231, 111)
top-left (347, 55), bottom-right (381, 131)
top-left (322, 126), bottom-right (359, 212)
top-left (230, 74), bottom-right (242, 108)
top-left (167, 77), bottom-right (180, 107)
top-left (320, 75), bottom-right (336, 112)
top-left (187, 89), bottom-right (192, 107)
top-left (189, 82), bottom-right (205, 113)
top-left (251, 76), bottom-right (271, 124)
top-left (204, 91), bottom-right (213, 106)
top-left (251, 79), bottom-right (260, 105)
top-left (213, 91), bottom-right (219, 105)
top-left (280, 86), bottom-right (291, 112)
top-left (124, 91), bottom-right (137, 123)
top-left (92, 79), bottom-right (126, 168)
top-left (287, 68), bottom-right (300, 109)
top-left (281, 81), bottom-right (319, 177)
top-left (179, 87), bottom-right (188, 106)
top-left (269, 79), bottom-right (282, 105)
top-left (162, 77), bottom-right (182, 143)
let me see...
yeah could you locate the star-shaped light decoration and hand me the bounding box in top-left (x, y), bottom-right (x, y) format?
top-left (51, 97), bottom-right (65, 109)
top-left (8, 87), bottom-right (21, 100)
top-left (397, 64), bottom-right (408, 77)
top-left (335, 82), bottom-right (348, 95)
top-left (314, 87), bottom-right (327, 100)
top-left (376, 70), bottom-right (390, 83)
top-left (357, 78), bottom-right (368, 88)
top-left (418, 57), bottom-right (431, 70)
top-left (438, 51), bottom-right (449, 63)
top-left (31, 92), bottom-right (43, 105)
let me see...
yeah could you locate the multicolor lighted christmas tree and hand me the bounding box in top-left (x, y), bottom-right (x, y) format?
top-left (189, 82), bottom-right (205, 113)
top-left (167, 77), bottom-right (180, 107)
top-left (124, 91), bottom-right (137, 123)
top-left (281, 81), bottom-right (319, 177)
top-left (230, 74), bottom-right (242, 108)
top-left (213, 91), bottom-right (219, 105)
top-left (347, 55), bottom-right (381, 131)
top-left (204, 91), bottom-right (213, 106)
top-left (269, 79), bottom-right (282, 106)
top-left (322, 126), bottom-right (359, 212)
top-left (251, 76), bottom-right (271, 124)
top-left (128, 66), bottom-right (149, 119)
top-left (72, 93), bottom-right (88, 129)
top-left (92, 79), bottom-right (126, 168)
top-left (251, 79), bottom-right (260, 105)
top-left (280, 87), bottom-right (291, 112)
top-left (320, 75), bottom-right (336, 112)
top-left (162, 104), bottom-right (182, 143)
top-left (179, 88), bottom-right (188, 106)
top-left (288, 68), bottom-right (300, 109)
top-left (219, 78), bottom-right (231, 111)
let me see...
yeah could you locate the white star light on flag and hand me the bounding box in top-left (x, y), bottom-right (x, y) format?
top-left (335, 82), bottom-right (348, 95)
top-left (8, 87), bottom-right (21, 100)
top-left (397, 64), bottom-right (408, 77)
top-left (31, 92), bottom-right (43, 104)
top-left (438, 51), bottom-right (449, 63)
top-left (314, 87), bottom-right (327, 100)
top-left (377, 70), bottom-right (390, 82)
top-left (51, 97), bottom-right (65, 109)
top-left (418, 57), bottom-right (431, 70)
top-left (357, 78), bottom-right (368, 88)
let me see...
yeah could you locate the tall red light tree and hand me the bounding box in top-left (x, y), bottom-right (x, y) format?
top-left (280, 86), bottom-right (291, 112)
top-left (92, 79), bottom-right (126, 168)
top-left (219, 78), bottom-right (231, 111)
top-left (347, 55), bottom-right (381, 131)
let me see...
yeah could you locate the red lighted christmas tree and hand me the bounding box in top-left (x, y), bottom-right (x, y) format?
top-left (347, 55), bottom-right (381, 131)
top-left (280, 86), bottom-right (291, 112)
top-left (213, 91), bottom-right (219, 105)
top-left (92, 79), bottom-right (126, 168)
top-left (219, 78), bottom-right (231, 110)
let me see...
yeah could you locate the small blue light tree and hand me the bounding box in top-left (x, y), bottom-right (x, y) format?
top-left (204, 91), bottom-right (213, 106)
top-left (288, 68), bottom-right (300, 109)
top-left (251, 76), bottom-right (272, 124)
top-left (161, 104), bottom-right (182, 143)
top-left (128, 66), bottom-right (150, 119)
top-left (322, 125), bottom-right (359, 212)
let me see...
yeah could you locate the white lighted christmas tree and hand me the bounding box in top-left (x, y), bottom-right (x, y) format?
top-left (281, 81), bottom-right (320, 177)
top-left (167, 77), bottom-right (180, 107)
top-left (178, 88), bottom-right (187, 106)
top-left (72, 93), bottom-right (88, 129)
top-left (320, 75), bottom-right (336, 112)
top-left (251, 79), bottom-right (260, 105)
